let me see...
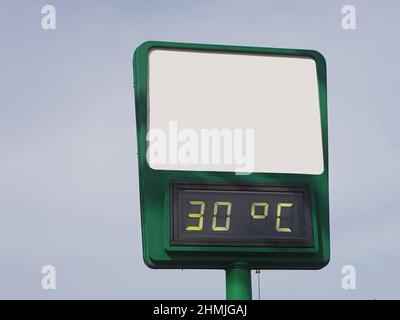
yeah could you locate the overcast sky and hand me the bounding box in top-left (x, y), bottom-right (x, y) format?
top-left (1, 0), bottom-right (399, 299)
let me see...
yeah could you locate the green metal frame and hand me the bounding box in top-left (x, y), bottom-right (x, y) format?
top-left (133, 41), bottom-right (329, 270)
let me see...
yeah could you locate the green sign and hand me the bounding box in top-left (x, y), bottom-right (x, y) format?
top-left (133, 41), bottom-right (329, 272)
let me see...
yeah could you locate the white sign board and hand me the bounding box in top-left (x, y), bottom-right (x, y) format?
top-left (147, 49), bottom-right (323, 175)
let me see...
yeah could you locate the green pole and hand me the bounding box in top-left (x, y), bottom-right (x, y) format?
top-left (226, 265), bottom-right (252, 300)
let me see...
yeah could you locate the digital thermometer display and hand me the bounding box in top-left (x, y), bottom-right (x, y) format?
top-left (171, 182), bottom-right (313, 247)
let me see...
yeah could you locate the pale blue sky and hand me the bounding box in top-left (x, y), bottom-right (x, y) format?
top-left (0, 0), bottom-right (399, 299)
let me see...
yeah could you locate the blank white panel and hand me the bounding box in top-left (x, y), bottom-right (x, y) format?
top-left (148, 49), bottom-right (323, 174)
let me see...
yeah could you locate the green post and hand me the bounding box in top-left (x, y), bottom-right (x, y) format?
top-left (226, 265), bottom-right (252, 300)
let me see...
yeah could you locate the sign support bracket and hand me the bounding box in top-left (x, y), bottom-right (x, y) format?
top-left (225, 265), bottom-right (252, 300)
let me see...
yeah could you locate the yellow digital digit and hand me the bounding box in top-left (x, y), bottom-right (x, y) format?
top-left (185, 200), bottom-right (205, 231)
top-left (212, 201), bottom-right (232, 231)
top-left (276, 203), bottom-right (293, 232)
top-left (251, 202), bottom-right (269, 219)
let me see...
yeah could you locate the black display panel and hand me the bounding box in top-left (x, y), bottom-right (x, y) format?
top-left (171, 182), bottom-right (313, 247)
